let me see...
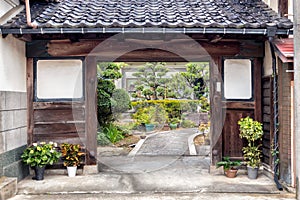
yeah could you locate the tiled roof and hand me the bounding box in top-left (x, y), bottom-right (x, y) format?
top-left (273, 38), bottom-right (294, 62)
top-left (2, 0), bottom-right (293, 30)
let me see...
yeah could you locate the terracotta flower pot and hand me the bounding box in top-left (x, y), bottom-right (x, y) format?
top-left (225, 168), bottom-right (238, 178)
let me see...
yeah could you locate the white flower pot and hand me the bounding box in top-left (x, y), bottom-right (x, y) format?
top-left (67, 166), bottom-right (77, 177)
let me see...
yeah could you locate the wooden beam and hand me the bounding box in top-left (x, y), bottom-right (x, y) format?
top-left (85, 56), bottom-right (97, 165)
top-left (46, 39), bottom-right (243, 59)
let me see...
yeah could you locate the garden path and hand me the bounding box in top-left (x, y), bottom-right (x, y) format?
top-left (136, 128), bottom-right (198, 156)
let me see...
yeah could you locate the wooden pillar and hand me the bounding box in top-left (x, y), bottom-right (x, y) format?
top-left (210, 56), bottom-right (223, 165)
top-left (85, 56), bottom-right (97, 165)
top-left (254, 58), bottom-right (262, 122)
top-left (26, 58), bottom-right (34, 145)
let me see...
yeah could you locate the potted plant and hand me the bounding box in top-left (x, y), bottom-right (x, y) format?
top-left (132, 105), bottom-right (168, 132)
top-left (61, 143), bottom-right (85, 177)
top-left (21, 141), bottom-right (61, 180)
top-left (216, 156), bottom-right (241, 178)
top-left (169, 118), bottom-right (180, 130)
top-left (238, 116), bottom-right (264, 179)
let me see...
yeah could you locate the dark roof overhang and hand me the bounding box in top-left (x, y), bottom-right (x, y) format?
top-left (0, 27), bottom-right (293, 36)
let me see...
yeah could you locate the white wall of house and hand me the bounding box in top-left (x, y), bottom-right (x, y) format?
top-left (0, 35), bottom-right (26, 92)
top-left (0, 1), bottom-right (28, 180)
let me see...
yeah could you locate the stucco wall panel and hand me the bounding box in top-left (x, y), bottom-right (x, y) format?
top-left (0, 35), bottom-right (26, 92)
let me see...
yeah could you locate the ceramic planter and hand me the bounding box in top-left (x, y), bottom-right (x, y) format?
top-left (67, 166), bottom-right (77, 177)
top-left (145, 124), bottom-right (155, 132)
top-left (33, 166), bottom-right (46, 180)
top-left (225, 168), bottom-right (238, 178)
top-left (247, 166), bottom-right (259, 179)
top-left (169, 123), bottom-right (177, 130)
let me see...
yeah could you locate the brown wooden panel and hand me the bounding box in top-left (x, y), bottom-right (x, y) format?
top-left (263, 124), bottom-right (271, 132)
top-left (261, 76), bottom-right (274, 168)
top-left (33, 102), bottom-right (85, 110)
top-left (33, 123), bottom-right (85, 135)
top-left (263, 89), bottom-right (271, 97)
top-left (34, 108), bottom-right (85, 123)
top-left (263, 106), bottom-right (271, 115)
top-left (222, 109), bottom-right (254, 158)
top-left (223, 102), bottom-right (255, 109)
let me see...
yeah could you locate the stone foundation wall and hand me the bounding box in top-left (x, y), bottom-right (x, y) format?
top-left (0, 91), bottom-right (29, 180)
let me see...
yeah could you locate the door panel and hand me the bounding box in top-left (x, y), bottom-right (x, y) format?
top-left (222, 109), bottom-right (254, 158)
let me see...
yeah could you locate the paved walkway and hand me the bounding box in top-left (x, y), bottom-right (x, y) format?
top-left (98, 128), bottom-right (201, 173)
top-left (136, 128), bottom-right (196, 156)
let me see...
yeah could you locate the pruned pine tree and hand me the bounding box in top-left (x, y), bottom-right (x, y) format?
top-left (132, 62), bottom-right (169, 100)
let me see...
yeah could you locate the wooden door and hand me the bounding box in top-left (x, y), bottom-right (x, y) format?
top-left (211, 57), bottom-right (262, 162)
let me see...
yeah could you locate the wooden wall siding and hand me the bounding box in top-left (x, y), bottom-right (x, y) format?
top-left (32, 102), bottom-right (86, 145)
top-left (262, 76), bottom-right (274, 167)
top-left (222, 109), bottom-right (254, 158)
top-left (278, 61), bottom-right (293, 185)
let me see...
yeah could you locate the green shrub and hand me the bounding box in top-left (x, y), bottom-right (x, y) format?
top-left (111, 88), bottom-right (131, 113)
top-left (97, 131), bottom-right (111, 146)
top-left (131, 99), bottom-right (204, 120)
top-left (181, 119), bottom-right (196, 128)
top-left (132, 104), bottom-right (168, 125)
top-left (104, 123), bottom-right (124, 144)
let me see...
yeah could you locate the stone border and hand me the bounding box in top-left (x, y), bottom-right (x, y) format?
top-left (188, 132), bottom-right (203, 155)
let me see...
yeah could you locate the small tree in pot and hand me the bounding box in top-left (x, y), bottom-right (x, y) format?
top-left (238, 116), bottom-right (264, 179)
top-left (61, 143), bottom-right (85, 177)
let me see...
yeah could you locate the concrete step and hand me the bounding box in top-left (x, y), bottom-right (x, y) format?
top-left (0, 177), bottom-right (17, 200)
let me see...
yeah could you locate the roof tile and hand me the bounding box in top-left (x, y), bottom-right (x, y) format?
top-left (2, 0), bottom-right (293, 30)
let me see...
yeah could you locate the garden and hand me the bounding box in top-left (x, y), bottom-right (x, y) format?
top-left (96, 62), bottom-right (210, 154)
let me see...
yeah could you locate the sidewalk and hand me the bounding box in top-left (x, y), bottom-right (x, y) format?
top-left (10, 129), bottom-right (296, 199)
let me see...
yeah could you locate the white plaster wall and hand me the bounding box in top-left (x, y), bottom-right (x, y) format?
top-left (0, 1), bottom-right (13, 17)
top-left (263, 41), bottom-right (273, 76)
top-left (37, 60), bottom-right (83, 99)
top-left (0, 35), bottom-right (26, 92)
top-left (262, 0), bottom-right (279, 13)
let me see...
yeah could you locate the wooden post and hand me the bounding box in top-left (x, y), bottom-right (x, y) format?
top-left (85, 56), bottom-right (97, 165)
top-left (26, 58), bottom-right (34, 145)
